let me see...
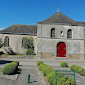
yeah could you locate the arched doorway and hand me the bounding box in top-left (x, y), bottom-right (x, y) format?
top-left (57, 42), bottom-right (66, 57)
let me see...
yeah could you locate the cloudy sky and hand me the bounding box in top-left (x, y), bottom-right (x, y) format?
top-left (0, 0), bottom-right (85, 29)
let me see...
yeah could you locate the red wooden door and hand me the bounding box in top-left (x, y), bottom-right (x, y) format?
top-left (57, 43), bottom-right (66, 57)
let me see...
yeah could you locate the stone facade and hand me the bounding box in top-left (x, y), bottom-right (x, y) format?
top-left (0, 34), bottom-right (37, 54)
top-left (0, 12), bottom-right (85, 60)
top-left (37, 23), bottom-right (85, 60)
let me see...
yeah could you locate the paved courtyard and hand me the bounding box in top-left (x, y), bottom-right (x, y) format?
top-left (0, 65), bottom-right (43, 85)
top-left (0, 57), bottom-right (85, 85)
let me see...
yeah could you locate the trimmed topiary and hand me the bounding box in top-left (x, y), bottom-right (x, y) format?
top-left (2, 62), bottom-right (18, 75)
top-left (46, 69), bottom-right (54, 76)
top-left (46, 71), bottom-right (55, 85)
top-left (80, 70), bottom-right (85, 76)
top-left (37, 62), bottom-right (76, 85)
top-left (60, 62), bottom-right (68, 67)
top-left (42, 66), bottom-right (52, 76)
top-left (39, 64), bottom-right (47, 71)
top-left (37, 61), bottom-right (44, 66)
top-left (13, 61), bottom-right (19, 66)
top-left (70, 64), bottom-right (85, 76)
top-left (70, 65), bottom-right (77, 71)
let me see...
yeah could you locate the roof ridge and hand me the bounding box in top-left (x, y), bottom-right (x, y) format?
top-left (38, 12), bottom-right (78, 25)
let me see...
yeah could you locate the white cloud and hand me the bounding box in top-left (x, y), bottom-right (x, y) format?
top-left (0, 28), bottom-right (5, 30)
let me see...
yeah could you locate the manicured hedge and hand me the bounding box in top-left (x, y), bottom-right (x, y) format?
top-left (60, 62), bottom-right (68, 67)
top-left (37, 61), bottom-right (44, 66)
top-left (13, 61), bottom-right (19, 66)
top-left (37, 61), bottom-right (76, 85)
top-left (2, 61), bottom-right (19, 75)
top-left (70, 65), bottom-right (85, 76)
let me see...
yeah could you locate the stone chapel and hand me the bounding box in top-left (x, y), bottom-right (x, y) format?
top-left (0, 11), bottom-right (85, 60)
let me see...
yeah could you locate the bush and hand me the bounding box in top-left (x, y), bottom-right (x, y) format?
top-left (46, 71), bottom-right (55, 85)
top-left (2, 62), bottom-right (18, 75)
top-left (80, 70), bottom-right (85, 76)
top-left (13, 61), bottom-right (19, 66)
top-left (60, 62), bottom-right (68, 67)
top-left (26, 49), bottom-right (34, 55)
top-left (42, 66), bottom-right (52, 76)
top-left (46, 69), bottom-right (54, 76)
top-left (70, 64), bottom-right (85, 76)
top-left (53, 76), bottom-right (75, 85)
top-left (39, 64), bottom-right (47, 71)
top-left (37, 61), bottom-right (44, 66)
top-left (37, 62), bottom-right (76, 85)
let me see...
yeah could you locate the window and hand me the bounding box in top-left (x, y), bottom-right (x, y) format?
top-left (51, 28), bottom-right (55, 38)
top-left (4, 36), bottom-right (9, 47)
top-left (67, 29), bottom-right (72, 38)
top-left (60, 31), bottom-right (63, 37)
top-left (22, 37), bottom-right (27, 47)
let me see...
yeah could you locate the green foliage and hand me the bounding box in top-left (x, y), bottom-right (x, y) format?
top-left (60, 62), bottom-right (68, 67)
top-left (46, 69), bottom-right (54, 76)
top-left (13, 61), bottom-right (19, 66)
top-left (2, 61), bottom-right (18, 75)
top-left (26, 49), bottom-right (34, 55)
top-left (22, 37), bottom-right (34, 49)
top-left (39, 64), bottom-right (47, 71)
top-left (70, 65), bottom-right (77, 71)
top-left (53, 76), bottom-right (75, 85)
top-left (37, 62), bottom-right (76, 85)
top-left (70, 65), bottom-right (85, 76)
top-left (37, 61), bottom-right (44, 66)
top-left (80, 70), bottom-right (85, 76)
top-left (46, 71), bottom-right (55, 85)
top-left (42, 66), bottom-right (52, 76)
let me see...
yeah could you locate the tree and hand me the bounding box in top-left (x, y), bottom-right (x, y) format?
top-left (22, 37), bottom-right (34, 49)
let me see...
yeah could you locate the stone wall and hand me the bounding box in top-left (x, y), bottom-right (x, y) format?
top-left (0, 34), bottom-right (37, 54)
top-left (37, 23), bottom-right (85, 60)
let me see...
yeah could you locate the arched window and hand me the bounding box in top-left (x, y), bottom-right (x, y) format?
top-left (67, 29), bottom-right (72, 38)
top-left (60, 31), bottom-right (63, 37)
top-left (22, 37), bottom-right (27, 47)
top-left (4, 36), bottom-right (9, 47)
top-left (51, 28), bottom-right (55, 38)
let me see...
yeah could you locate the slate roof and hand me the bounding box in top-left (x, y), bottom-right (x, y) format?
top-left (38, 12), bottom-right (84, 25)
top-left (0, 24), bottom-right (37, 35)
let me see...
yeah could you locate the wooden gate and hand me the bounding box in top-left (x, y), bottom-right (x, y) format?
top-left (57, 42), bottom-right (66, 57)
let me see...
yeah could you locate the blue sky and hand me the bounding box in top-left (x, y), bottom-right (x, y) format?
top-left (0, 0), bottom-right (85, 29)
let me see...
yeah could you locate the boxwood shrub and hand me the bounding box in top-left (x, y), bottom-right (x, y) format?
top-left (26, 49), bottom-right (34, 55)
top-left (13, 61), bottom-right (19, 66)
top-left (46, 68), bottom-right (54, 76)
top-left (37, 61), bottom-right (44, 66)
top-left (60, 62), bottom-right (68, 67)
top-left (37, 61), bottom-right (76, 85)
top-left (2, 61), bottom-right (19, 75)
top-left (70, 65), bottom-right (85, 76)
top-left (41, 65), bottom-right (52, 76)
top-left (39, 64), bottom-right (47, 71)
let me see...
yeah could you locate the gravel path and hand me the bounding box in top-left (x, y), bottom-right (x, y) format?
top-left (0, 58), bottom-right (85, 85)
top-left (0, 66), bottom-right (43, 85)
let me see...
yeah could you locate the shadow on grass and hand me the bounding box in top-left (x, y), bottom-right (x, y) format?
top-left (0, 60), bottom-right (13, 64)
